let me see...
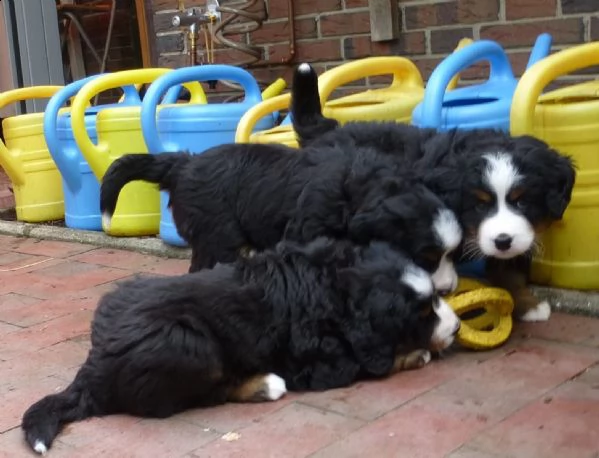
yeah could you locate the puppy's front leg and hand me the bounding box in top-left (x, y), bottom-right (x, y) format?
top-left (391, 349), bottom-right (432, 373)
top-left (228, 373), bottom-right (287, 403)
top-left (485, 256), bottom-right (551, 322)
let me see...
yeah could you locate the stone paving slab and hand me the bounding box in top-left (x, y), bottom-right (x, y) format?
top-left (0, 235), bottom-right (598, 458)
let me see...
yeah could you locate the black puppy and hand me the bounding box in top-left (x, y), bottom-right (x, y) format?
top-left (291, 62), bottom-right (576, 321)
top-left (100, 141), bottom-right (462, 293)
top-left (21, 237), bottom-right (460, 455)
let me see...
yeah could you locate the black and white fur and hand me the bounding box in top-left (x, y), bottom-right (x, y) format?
top-left (290, 62), bottom-right (576, 320)
top-left (21, 237), bottom-right (460, 455)
top-left (100, 141), bottom-right (462, 294)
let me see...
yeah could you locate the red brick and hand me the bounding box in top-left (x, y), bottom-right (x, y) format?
top-left (295, 0), bottom-right (342, 17)
top-left (320, 11), bottom-right (371, 36)
top-left (295, 39), bottom-right (342, 62)
top-left (561, 0), bottom-right (597, 13)
top-left (178, 396), bottom-right (294, 433)
top-left (267, 43), bottom-right (297, 64)
top-left (6, 238), bottom-right (95, 258)
top-left (71, 248), bottom-right (189, 276)
top-left (414, 56), bottom-right (444, 81)
top-left (345, 0), bottom-right (369, 7)
top-left (506, 0), bottom-right (557, 20)
top-left (0, 321), bottom-right (20, 336)
top-left (0, 296), bottom-right (97, 327)
top-left (430, 27), bottom-right (475, 54)
top-left (250, 18), bottom-right (316, 44)
top-left (405, 0), bottom-right (499, 30)
top-left (470, 397), bottom-right (599, 457)
top-left (480, 18), bottom-right (584, 48)
top-left (514, 312), bottom-right (599, 347)
top-left (299, 360), bottom-right (452, 421)
top-left (192, 403), bottom-right (364, 457)
top-left (57, 415), bottom-right (142, 449)
top-left (0, 310), bottom-right (93, 360)
top-left (0, 375), bottom-right (65, 433)
top-left (0, 341), bottom-right (88, 391)
top-left (343, 32), bottom-right (426, 59)
top-left (311, 396), bottom-right (489, 458)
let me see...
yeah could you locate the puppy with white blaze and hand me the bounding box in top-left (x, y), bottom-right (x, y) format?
top-left (290, 62), bottom-right (576, 321)
top-left (21, 237), bottom-right (460, 455)
top-left (100, 135), bottom-right (462, 294)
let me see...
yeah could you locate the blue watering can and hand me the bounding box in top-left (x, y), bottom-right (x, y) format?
top-left (44, 76), bottom-right (184, 230)
top-left (412, 33), bottom-right (552, 132)
top-left (411, 34), bottom-right (552, 277)
top-left (141, 64), bottom-right (275, 247)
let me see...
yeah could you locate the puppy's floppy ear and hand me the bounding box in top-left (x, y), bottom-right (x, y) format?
top-left (348, 177), bottom-right (411, 241)
top-left (546, 154), bottom-right (576, 220)
top-left (336, 266), bottom-right (368, 298)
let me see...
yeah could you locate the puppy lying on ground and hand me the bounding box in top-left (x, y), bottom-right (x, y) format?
top-left (290, 62), bottom-right (576, 321)
top-left (22, 237), bottom-right (460, 455)
top-left (100, 140), bottom-right (462, 294)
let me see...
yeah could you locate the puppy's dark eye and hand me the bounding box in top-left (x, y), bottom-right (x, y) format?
top-left (473, 189), bottom-right (492, 212)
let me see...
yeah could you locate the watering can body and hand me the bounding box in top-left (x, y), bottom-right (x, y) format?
top-left (70, 69), bottom-right (206, 237)
top-left (44, 75), bottom-right (143, 231)
top-left (411, 34), bottom-right (552, 132)
top-left (238, 43), bottom-right (474, 148)
top-left (0, 86), bottom-right (65, 222)
top-left (141, 64), bottom-right (273, 246)
top-left (511, 42), bottom-right (599, 289)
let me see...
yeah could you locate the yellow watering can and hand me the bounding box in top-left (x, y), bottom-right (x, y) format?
top-left (236, 39), bottom-right (473, 147)
top-left (510, 41), bottom-right (599, 290)
top-left (0, 86), bottom-right (66, 222)
top-left (70, 68), bottom-right (207, 237)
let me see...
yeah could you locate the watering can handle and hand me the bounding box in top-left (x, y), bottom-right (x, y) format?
top-left (44, 74), bottom-right (142, 191)
top-left (235, 93), bottom-right (292, 143)
top-left (70, 68), bottom-right (207, 179)
top-left (318, 56), bottom-right (424, 104)
top-left (141, 65), bottom-right (262, 153)
top-left (419, 40), bottom-right (514, 128)
top-left (0, 86), bottom-right (64, 185)
top-left (511, 41), bottom-right (599, 136)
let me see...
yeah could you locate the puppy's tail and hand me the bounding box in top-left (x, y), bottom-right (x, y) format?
top-left (21, 373), bottom-right (98, 455)
top-left (290, 63), bottom-right (339, 147)
top-left (100, 152), bottom-right (190, 227)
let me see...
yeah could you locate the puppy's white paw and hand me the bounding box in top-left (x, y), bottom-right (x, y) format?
top-left (520, 300), bottom-right (552, 322)
top-left (264, 373), bottom-right (287, 401)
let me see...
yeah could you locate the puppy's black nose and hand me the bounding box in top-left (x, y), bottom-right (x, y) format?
top-left (494, 233), bottom-right (513, 251)
top-left (438, 288), bottom-right (452, 297)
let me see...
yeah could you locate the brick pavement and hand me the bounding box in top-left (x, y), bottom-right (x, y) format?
top-left (0, 234), bottom-right (597, 458)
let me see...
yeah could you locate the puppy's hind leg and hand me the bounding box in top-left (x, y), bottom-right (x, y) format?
top-left (391, 349), bottom-right (432, 373)
top-left (228, 374), bottom-right (287, 403)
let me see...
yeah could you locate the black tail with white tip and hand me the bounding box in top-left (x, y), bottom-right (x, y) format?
top-left (100, 152), bottom-right (190, 228)
top-left (21, 375), bottom-right (98, 455)
top-left (290, 62), bottom-right (339, 147)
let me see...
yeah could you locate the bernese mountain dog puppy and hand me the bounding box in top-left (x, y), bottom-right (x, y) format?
top-left (100, 140), bottom-right (462, 294)
top-left (290, 62), bottom-right (576, 321)
top-left (21, 237), bottom-right (460, 455)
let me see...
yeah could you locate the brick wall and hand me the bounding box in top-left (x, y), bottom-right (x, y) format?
top-left (151, 0), bottom-right (599, 96)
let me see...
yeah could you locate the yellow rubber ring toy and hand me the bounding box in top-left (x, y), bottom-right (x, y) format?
top-left (445, 278), bottom-right (515, 351)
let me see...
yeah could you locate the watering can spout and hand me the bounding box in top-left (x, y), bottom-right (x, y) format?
top-left (526, 33), bottom-right (553, 70)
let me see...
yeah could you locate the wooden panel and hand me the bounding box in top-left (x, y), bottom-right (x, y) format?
top-left (368, 0), bottom-right (399, 42)
top-left (135, 0), bottom-right (158, 66)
